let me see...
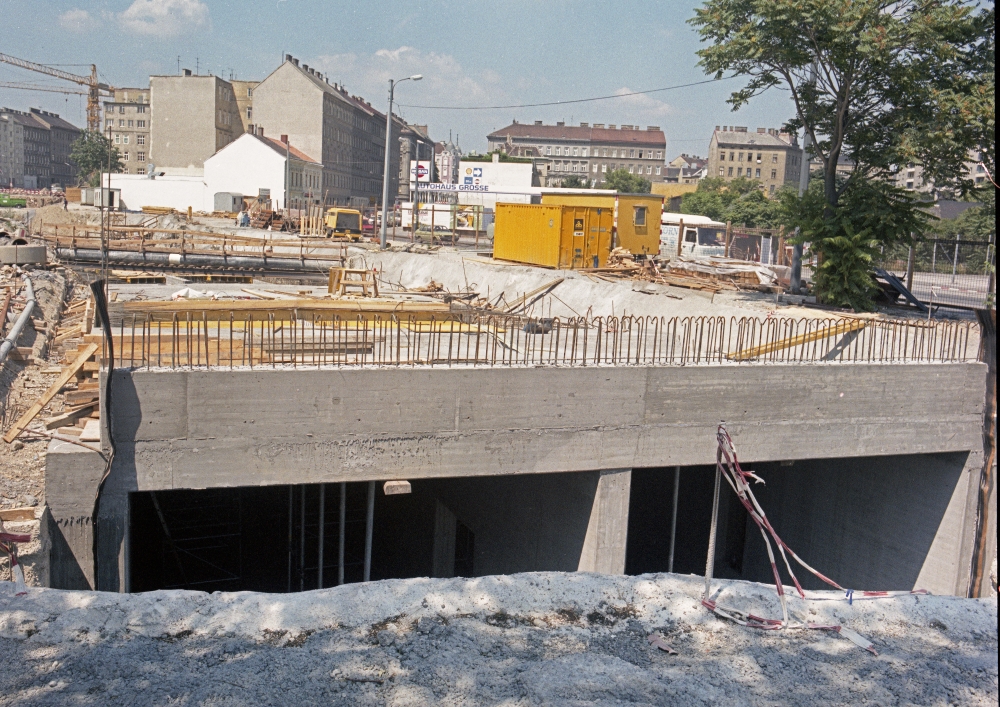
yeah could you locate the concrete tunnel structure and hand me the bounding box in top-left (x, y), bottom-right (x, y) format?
top-left (44, 362), bottom-right (991, 596)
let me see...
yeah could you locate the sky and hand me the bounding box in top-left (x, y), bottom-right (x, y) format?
top-left (1, 0), bottom-right (800, 158)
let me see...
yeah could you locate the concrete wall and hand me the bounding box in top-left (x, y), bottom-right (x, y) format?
top-left (109, 174), bottom-right (211, 213)
top-left (73, 363), bottom-right (985, 592)
top-left (727, 453), bottom-right (981, 596)
top-left (44, 440), bottom-right (106, 590)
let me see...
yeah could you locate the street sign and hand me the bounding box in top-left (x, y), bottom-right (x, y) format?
top-left (409, 160), bottom-right (432, 183)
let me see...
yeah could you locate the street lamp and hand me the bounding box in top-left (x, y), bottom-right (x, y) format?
top-left (380, 74), bottom-right (422, 249)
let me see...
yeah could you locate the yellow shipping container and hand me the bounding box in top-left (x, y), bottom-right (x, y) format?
top-left (540, 193), bottom-right (663, 257)
top-left (493, 203), bottom-right (613, 269)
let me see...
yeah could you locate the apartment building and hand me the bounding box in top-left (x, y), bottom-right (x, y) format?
top-left (894, 153), bottom-right (988, 194)
top-left (487, 121), bottom-right (667, 187)
top-left (706, 126), bottom-right (801, 195)
top-left (103, 88), bottom-right (151, 175)
top-left (149, 71), bottom-right (240, 174)
top-left (251, 55), bottom-right (394, 207)
top-left (231, 80), bottom-right (259, 135)
top-left (665, 154), bottom-right (707, 184)
top-left (398, 123), bottom-right (435, 200)
top-left (0, 107), bottom-right (80, 189)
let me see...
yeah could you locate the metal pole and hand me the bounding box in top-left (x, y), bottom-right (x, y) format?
top-left (703, 456), bottom-right (723, 601)
top-left (363, 480), bottom-right (375, 581)
top-left (0, 276), bottom-right (34, 366)
top-left (338, 481), bottom-right (346, 585)
top-left (906, 241), bottom-right (916, 291)
top-left (317, 483), bottom-right (325, 589)
top-left (952, 233), bottom-right (960, 283)
top-left (299, 485), bottom-right (305, 591)
top-left (668, 465), bottom-right (680, 573)
top-left (287, 485), bottom-right (293, 592)
top-left (379, 80), bottom-right (394, 249)
top-left (791, 75), bottom-right (814, 295)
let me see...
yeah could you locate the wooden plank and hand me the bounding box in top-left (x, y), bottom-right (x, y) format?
top-left (64, 389), bottom-right (100, 405)
top-left (44, 404), bottom-right (96, 430)
top-left (0, 508), bottom-right (35, 522)
top-left (3, 343), bottom-right (99, 443)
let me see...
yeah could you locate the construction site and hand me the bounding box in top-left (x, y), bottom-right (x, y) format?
top-left (0, 188), bottom-right (995, 703)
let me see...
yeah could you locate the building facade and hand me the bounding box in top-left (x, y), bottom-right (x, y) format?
top-left (665, 154), bottom-right (707, 184)
top-left (893, 153), bottom-right (988, 195)
top-left (251, 56), bottom-right (393, 207)
top-left (231, 80), bottom-right (259, 135)
top-left (0, 107), bottom-right (81, 189)
top-left (487, 121), bottom-right (667, 187)
top-left (435, 138), bottom-right (461, 185)
top-left (397, 122), bottom-right (435, 201)
top-left (103, 88), bottom-right (151, 175)
top-left (706, 126), bottom-right (801, 195)
top-left (150, 71), bottom-right (240, 175)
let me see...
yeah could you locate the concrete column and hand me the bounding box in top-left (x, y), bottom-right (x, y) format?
top-left (578, 468), bottom-right (632, 574)
top-left (44, 440), bottom-right (105, 589)
top-left (432, 500), bottom-right (457, 578)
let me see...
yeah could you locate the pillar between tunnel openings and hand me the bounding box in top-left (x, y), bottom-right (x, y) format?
top-left (578, 468), bottom-right (632, 574)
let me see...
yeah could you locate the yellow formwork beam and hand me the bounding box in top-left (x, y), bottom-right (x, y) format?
top-left (726, 318), bottom-right (867, 361)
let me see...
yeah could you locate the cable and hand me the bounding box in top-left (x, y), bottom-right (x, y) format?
top-left (89, 279), bottom-right (116, 592)
top-left (397, 76), bottom-right (738, 111)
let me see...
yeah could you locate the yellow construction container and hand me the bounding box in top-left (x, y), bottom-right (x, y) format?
top-left (493, 203), bottom-right (613, 269)
top-left (540, 193), bottom-right (663, 257)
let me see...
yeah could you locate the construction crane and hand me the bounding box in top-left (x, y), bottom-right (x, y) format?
top-left (0, 52), bottom-right (113, 131)
top-left (0, 81), bottom-right (87, 96)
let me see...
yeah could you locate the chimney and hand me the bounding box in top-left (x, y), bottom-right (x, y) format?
top-left (757, 127), bottom-right (766, 134)
top-left (280, 134), bottom-right (289, 144)
top-left (580, 122), bottom-right (588, 127)
top-left (735, 126), bottom-right (748, 132)
top-left (182, 68), bottom-right (192, 76)
top-left (257, 126), bottom-right (264, 136)
top-left (303, 64), bottom-right (309, 71)
top-left (594, 123), bottom-right (604, 128)
top-left (534, 120), bottom-right (542, 125)
top-left (285, 54), bottom-right (293, 63)
top-left (556, 121), bottom-right (565, 126)
top-left (292, 58), bottom-right (300, 67)
top-left (647, 125), bottom-right (660, 131)
top-left (715, 125), bottom-right (720, 131)
top-left (608, 124), bottom-right (616, 129)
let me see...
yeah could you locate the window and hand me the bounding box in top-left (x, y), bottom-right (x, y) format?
top-left (753, 168), bottom-right (758, 177)
top-left (137, 105), bottom-right (146, 114)
top-left (656, 166), bottom-right (661, 175)
top-left (555, 146), bottom-right (561, 156)
top-left (906, 181), bottom-right (914, 188)
top-left (720, 167), bottom-right (724, 176)
top-left (123, 135), bottom-right (130, 144)
top-left (114, 134), bottom-right (121, 144)
top-left (633, 206), bottom-right (647, 226)
top-left (771, 169), bottom-right (777, 179)
top-left (646, 166), bottom-right (652, 174)
top-left (738, 152), bottom-right (744, 162)
top-left (629, 165), bottom-right (634, 173)
top-left (729, 152), bottom-right (735, 161)
top-left (638, 150), bottom-right (644, 158)
top-left (582, 147), bottom-right (588, 157)
top-left (573, 147), bottom-right (579, 156)
top-left (602, 148), bottom-right (608, 156)
top-left (728, 167), bottom-right (733, 176)
top-left (119, 106), bottom-right (125, 114)
top-left (612, 149), bottom-right (618, 157)
top-left (756, 153), bottom-right (762, 163)
top-left (247, 107), bottom-right (252, 120)
top-left (247, 87), bottom-right (253, 97)
top-left (602, 164), bottom-right (607, 173)
top-left (772, 154), bottom-right (778, 163)
top-left (118, 119), bottom-right (125, 127)
top-left (137, 151), bottom-right (145, 162)
top-left (657, 151), bottom-right (663, 159)
top-left (123, 152), bottom-right (129, 161)
top-left (720, 151), bottom-right (725, 161)
top-left (769, 184), bottom-right (775, 195)
top-left (545, 146), bottom-right (551, 155)
top-left (593, 164), bottom-right (598, 172)
top-left (137, 120), bottom-right (146, 128)
top-left (629, 149), bottom-right (635, 157)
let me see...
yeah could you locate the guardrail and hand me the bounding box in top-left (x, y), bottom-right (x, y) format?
top-left (107, 312), bottom-right (979, 370)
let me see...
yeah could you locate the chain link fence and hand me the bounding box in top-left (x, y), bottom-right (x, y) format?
top-left (880, 238), bottom-right (996, 310)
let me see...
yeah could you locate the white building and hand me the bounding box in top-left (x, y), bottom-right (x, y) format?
top-left (110, 131), bottom-right (321, 213)
top-left (204, 132), bottom-right (322, 211)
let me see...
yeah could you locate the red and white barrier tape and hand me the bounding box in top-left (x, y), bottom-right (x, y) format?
top-left (1, 524), bottom-right (31, 596)
top-left (702, 425), bottom-right (926, 655)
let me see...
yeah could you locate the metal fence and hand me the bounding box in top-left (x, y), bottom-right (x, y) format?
top-left (108, 312), bottom-right (979, 370)
top-left (880, 238), bottom-right (996, 310)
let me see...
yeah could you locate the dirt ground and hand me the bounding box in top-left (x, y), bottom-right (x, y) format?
top-left (0, 572), bottom-right (996, 706)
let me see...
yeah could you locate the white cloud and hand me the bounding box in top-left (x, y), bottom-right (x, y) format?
top-left (611, 87), bottom-right (676, 119)
top-left (118, 0), bottom-right (211, 37)
top-left (58, 8), bottom-right (98, 32)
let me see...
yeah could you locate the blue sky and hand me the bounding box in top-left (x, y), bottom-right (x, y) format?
top-left (2, 0), bottom-right (798, 158)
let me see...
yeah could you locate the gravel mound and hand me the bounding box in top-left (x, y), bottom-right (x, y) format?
top-left (1, 572), bottom-right (995, 705)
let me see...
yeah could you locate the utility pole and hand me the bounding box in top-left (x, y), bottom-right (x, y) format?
top-left (380, 74), bottom-right (422, 249)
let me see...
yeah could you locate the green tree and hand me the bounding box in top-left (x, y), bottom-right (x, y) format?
top-left (603, 168), bottom-right (651, 193)
top-left (560, 175), bottom-right (590, 188)
top-left (70, 131), bottom-right (122, 186)
top-left (691, 0), bottom-right (993, 305)
top-left (680, 176), bottom-right (783, 227)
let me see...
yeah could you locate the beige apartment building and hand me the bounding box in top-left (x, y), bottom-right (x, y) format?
top-left (251, 55), bottom-right (395, 206)
top-left (149, 71), bottom-right (240, 174)
top-left (103, 88), bottom-right (150, 175)
top-left (487, 121), bottom-right (667, 186)
top-left (231, 80), bottom-right (259, 135)
top-left (707, 126), bottom-right (801, 195)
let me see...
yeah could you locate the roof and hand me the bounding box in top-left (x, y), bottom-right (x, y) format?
top-left (248, 132), bottom-right (320, 164)
top-left (713, 130), bottom-right (796, 149)
top-left (661, 212), bottom-right (726, 227)
top-left (0, 108), bottom-right (42, 128)
top-left (488, 122), bottom-right (666, 147)
top-left (28, 108), bottom-right (80, 132)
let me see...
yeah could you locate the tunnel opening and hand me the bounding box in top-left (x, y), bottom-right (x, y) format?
top-left (128, 469), bottom-right (618, 593)
top-left (625, 453), bottom-right (968, 592)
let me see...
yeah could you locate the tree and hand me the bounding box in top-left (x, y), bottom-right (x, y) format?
top-left (603, 168), bottom-right (652, 193)
top-left (680, 176), bottom-right (784, 227)
top-left (691, 0), bottom-right (993, 304)
top-left (560, 175), bottom-right (590, 188)
top-left (70, 131), bottom-right (122, 186)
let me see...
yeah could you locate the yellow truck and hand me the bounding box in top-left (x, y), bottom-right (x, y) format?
top-left (324, 208), bottom-right (364, 240)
